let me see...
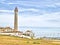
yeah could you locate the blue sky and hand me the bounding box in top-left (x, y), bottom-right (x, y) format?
top-left (0, 0), bottom-right (60, 27)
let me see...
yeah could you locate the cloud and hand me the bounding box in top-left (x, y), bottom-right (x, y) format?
top-left (0, 8), bottom-right (39, 14)
top-left (0, 10), bottom-right (13, 13)
top-left (19, 8), bottom-right (39, 13)
top-left (0, 0), bottom-right (60, 7)
top-left (0, 14), bottom-right (14, 27)
top-left (18, 11), bottom-right (60, 27)
top-left (1, 0), bottom-right (60, 7)
top-left (0, 0), bottom-right (60, 28)
top-left (47, 20), bottom-right (60, 22)
top-left (0, 0), bottom-right (60, 14)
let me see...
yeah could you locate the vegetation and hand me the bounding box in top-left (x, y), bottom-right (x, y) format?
top-left (0, 35), bottom-right (60, 45)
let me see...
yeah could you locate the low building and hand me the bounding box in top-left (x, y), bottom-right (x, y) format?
top-left (24, 30), bottom-right (34, 38)
top-left (0, 27), bottom-right (13, 33)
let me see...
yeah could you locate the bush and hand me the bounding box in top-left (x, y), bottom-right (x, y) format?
top-left (33, 42), bottom-right (40, 44)
top-left (26, 41), bottom-right (29, 43)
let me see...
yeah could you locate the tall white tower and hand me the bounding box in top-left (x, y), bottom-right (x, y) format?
top-left (14, 7), bottom-right (18, 31)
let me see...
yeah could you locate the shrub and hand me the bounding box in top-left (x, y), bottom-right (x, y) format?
top-left (33, 42), bottom-right (40, 44)
top-left (26, 41), bottom-right (29, 43)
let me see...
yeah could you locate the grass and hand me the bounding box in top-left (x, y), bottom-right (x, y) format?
top-left (0, 35), bottom-right (60, 45)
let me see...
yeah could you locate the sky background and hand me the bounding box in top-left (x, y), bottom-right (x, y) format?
top-left (0, 0), bottom-right (60, 37)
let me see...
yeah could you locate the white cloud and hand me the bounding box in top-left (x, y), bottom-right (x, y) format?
top-left (0, 10), bottom-right (13, 13)
top-left (0, 0), bottom-right (59, 8)
top-left (17, 0), bottom-right (60, 8)
top-left (0, 14), bottom-right (14, 27)
top-left (19, 8), bottom-right (39, 12)
top-left (0, 0), bottom-right (60, 8)
top-left (1, 2), bottom-right (19, 5)
top-left (0, 8), bottom-right (39, 13)
top-left (18, 12), bottom-right (60, 27)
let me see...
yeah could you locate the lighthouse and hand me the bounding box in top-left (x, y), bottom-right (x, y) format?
top-left (14, 7), bottom-right (18, 31)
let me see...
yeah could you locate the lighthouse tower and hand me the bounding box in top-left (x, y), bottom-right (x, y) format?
top-left (14, 7), bottom-right (18, 31)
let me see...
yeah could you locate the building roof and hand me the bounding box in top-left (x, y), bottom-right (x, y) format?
top-left (0, 27), bottom-right (4, 29)
top-left (26, 30), bottom-right (32, 32)
top-left (0, 27), bottom-right (12, 30)
top-left (5, 27), bottom-right (12, 29)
